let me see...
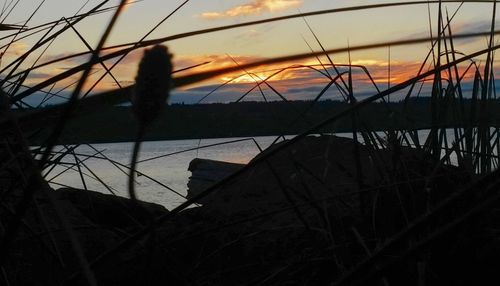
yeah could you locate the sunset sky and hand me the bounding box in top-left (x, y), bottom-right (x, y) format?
top-left (2, 0), bottom-right (499, 105)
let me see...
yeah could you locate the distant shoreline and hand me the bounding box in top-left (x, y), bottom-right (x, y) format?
top-left (24, 99), bottom-right (500, 145)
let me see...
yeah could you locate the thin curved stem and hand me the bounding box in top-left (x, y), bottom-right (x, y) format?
top-left (128, 124), bottom-right (145, 202)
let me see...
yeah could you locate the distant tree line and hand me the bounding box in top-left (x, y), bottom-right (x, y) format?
top-left (25, 98), bottom-right (500, 144)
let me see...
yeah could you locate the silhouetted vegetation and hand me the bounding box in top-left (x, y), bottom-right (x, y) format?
top-left (4, 1), bottom-right (500, 285)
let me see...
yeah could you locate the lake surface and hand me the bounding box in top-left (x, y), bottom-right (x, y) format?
top-left (47, 136), bottom-right (288, 209)
top-left (47, 130), bottom-right (463, 209)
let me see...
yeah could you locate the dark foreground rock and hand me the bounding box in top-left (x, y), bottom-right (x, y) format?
top-left (56, 188), bottom-right (167, 229)
top-left (2, 133), bottom-right (500, 285)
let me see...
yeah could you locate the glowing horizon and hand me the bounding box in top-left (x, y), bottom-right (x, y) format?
top-left (1, 0), bottom-right (499, 106)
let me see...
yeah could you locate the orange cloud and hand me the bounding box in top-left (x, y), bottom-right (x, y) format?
top-left (172, 54), bottom-right (434, 91)
top-left (136, 57), bottom-right (475, 102)
top-left (201, 0), bottom-right (302, 19)
top-left (25, 49), bottom-right (481, 105)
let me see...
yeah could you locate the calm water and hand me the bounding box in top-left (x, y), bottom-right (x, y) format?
top-left (47, 131), bottom-right (464, 209)
top-left (48, 136), bottom-right (287, 209)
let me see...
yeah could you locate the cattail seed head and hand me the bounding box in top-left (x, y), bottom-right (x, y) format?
top-left (131, 45), bottom-right (172, 125)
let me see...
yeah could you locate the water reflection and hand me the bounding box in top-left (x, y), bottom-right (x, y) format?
top-left (48, 136), bottom-right (286, 209)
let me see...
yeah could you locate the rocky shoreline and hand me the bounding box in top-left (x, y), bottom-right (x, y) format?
top-left (3, 130), bottom-right (500, 285)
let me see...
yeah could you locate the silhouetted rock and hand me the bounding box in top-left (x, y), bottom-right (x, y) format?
top-left (55, 188), bottom-right (168, 229)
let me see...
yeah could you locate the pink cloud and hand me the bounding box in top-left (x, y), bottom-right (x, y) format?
top-left (201, 0), bottom-right (302, 19)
